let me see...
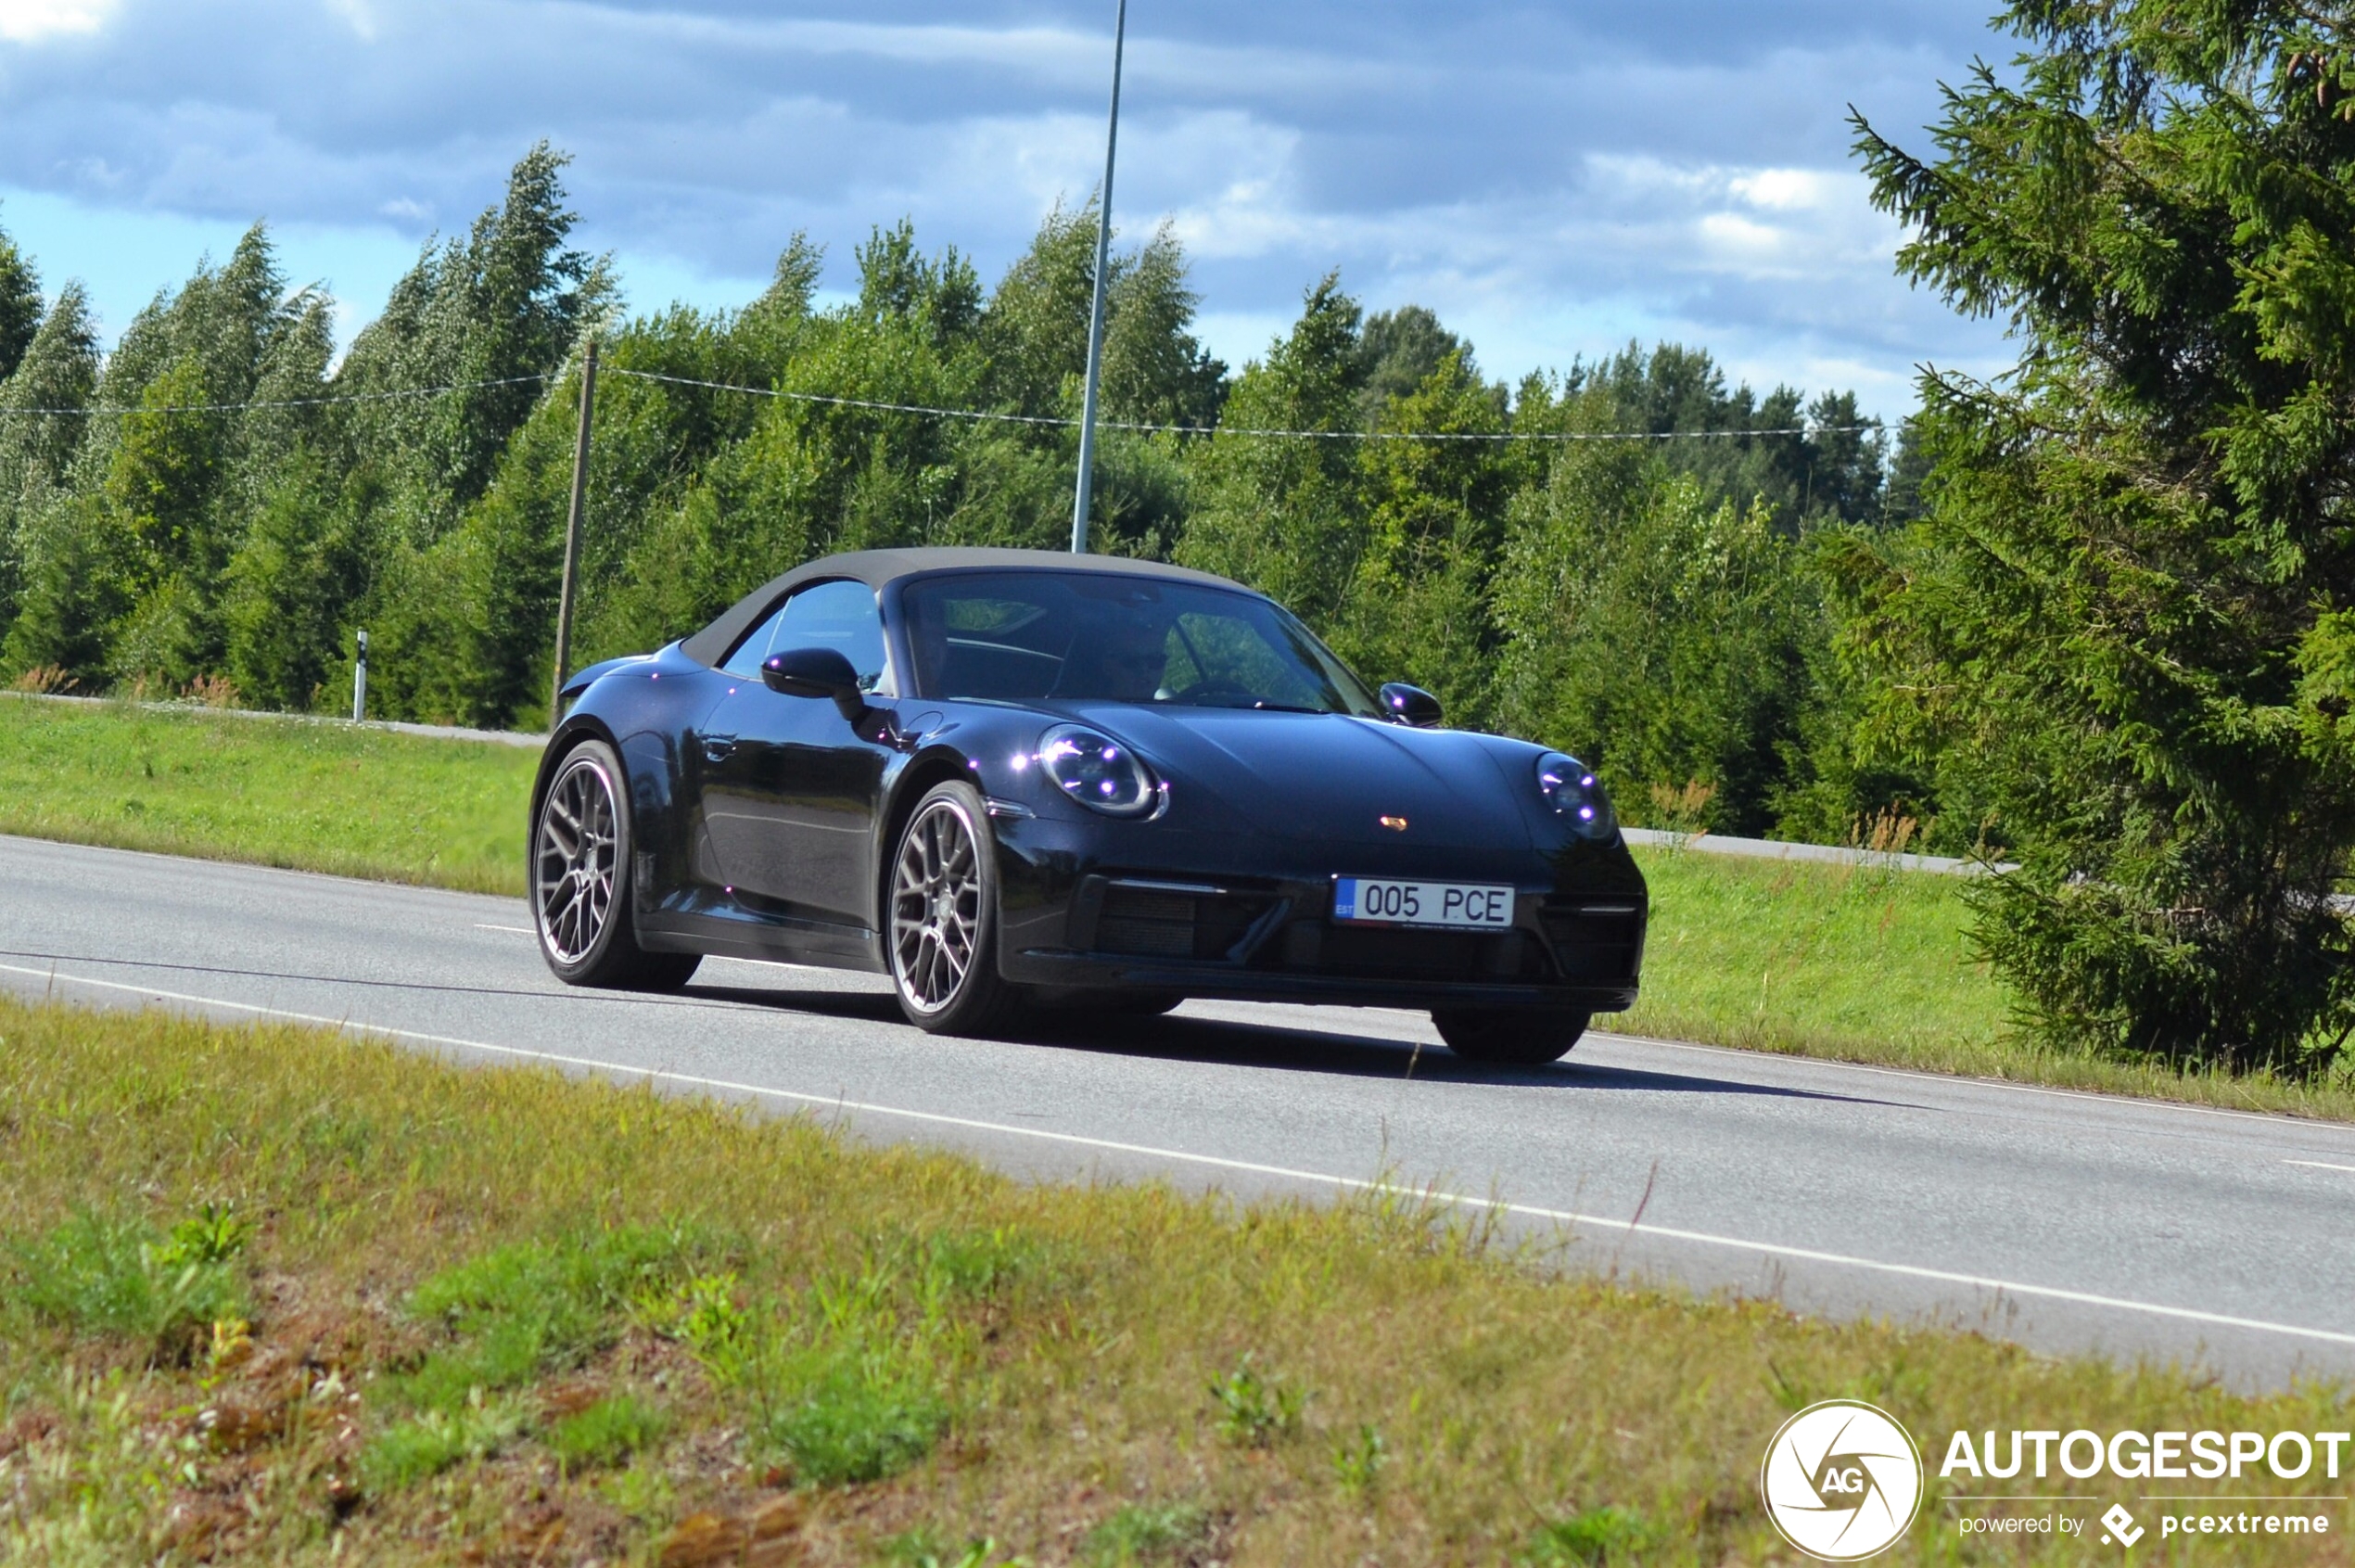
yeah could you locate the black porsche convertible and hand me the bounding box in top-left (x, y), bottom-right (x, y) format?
top-left (530, 548), bottom-right (1647, 1064)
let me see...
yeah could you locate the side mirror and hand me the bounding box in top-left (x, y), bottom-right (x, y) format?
top-left (1379, 682), bottom-right (1444, 729)
top-left (763, 646), bottom-right (867, 721)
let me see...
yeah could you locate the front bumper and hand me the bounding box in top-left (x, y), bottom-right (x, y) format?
top-left (991, 818), bottom-right (1648, 1013)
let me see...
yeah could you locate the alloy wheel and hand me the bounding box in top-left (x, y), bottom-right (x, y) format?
top-left (891, 797), bottom-right (982, 1013)
top-left (536, 755), bottom-right (618, 965)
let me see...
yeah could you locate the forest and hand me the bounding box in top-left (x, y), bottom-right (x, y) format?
top-left (0, 147), bottom-right (1910, 850)
top-left (7, 0), bottom-right (2355, 1079)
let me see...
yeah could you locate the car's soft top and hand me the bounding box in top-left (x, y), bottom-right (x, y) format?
top-left (678, 547), bottom-right (1253, 669)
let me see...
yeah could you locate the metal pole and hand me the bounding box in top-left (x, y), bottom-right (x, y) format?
top-left (552, 338), bottom-right (598, 718)
top-left (351, 629), bottom-right (368, 723)
top-left (1070, 0), bottom-right (1127, 555)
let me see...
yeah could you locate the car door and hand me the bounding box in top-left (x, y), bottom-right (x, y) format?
top-left (699, 580), bottom-right (897, 931)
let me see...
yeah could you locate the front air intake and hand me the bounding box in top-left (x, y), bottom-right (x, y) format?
top-left (1077, 878), bottom-right (1283, 962)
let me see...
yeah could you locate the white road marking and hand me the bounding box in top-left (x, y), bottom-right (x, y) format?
top-left (2285, 1159), bottom-right (2355, 1175)
top-left (6, 958), bottom-right (2354, 1352)
top-left (473, 924), bottom-right (533, 935)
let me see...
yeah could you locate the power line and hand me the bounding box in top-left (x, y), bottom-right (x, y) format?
top-left (599, 366), bottom-right (1879, 442)
top-left (0, 373), bottom-right (557, 418)
top-left (0, 361), bottom-right (1883, 443)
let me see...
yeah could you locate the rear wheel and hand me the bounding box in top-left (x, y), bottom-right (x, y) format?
top-left (888, 782), bottom-right (1025, 1035)
top-left (1432, 1008), bottom-right (1589, 1065)
top-left (533, 738), bottom-right (701, 991)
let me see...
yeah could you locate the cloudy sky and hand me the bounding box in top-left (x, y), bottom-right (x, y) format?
top-left (0, 0), bottom-right (2016, 416)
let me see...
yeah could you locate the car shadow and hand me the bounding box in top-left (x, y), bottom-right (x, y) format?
top-left (1024, 1012), bottom-right (1893, 1104)
top-left (681, 983), bottom-right (905, 1024)
top-left (689, 984), bottom-right (1892, 1106)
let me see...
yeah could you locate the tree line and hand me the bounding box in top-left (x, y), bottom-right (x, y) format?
top-left (5, 0), bottom-right (2352, 1087)
top-left (0, 145), bottom-right (1903, 843)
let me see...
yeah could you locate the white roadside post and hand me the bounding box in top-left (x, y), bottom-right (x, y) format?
top-left (352, 629), bottom-right (368, 723)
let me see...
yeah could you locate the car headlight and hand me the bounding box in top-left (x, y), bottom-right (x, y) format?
top-left (1038, 724), bottom-right (1162, 817)
top-left (1536, 752), bottom-right (1616, 839)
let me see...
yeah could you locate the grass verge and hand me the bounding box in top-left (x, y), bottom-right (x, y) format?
top-left (0, 695), bottom-right (536, 895)
top-left (5, 695), bottom-right (2353, 1120)
top-left (2, 996), bottom-right (2349, 1564)
top-left (1626, 845), bottom-right (2355, 1119)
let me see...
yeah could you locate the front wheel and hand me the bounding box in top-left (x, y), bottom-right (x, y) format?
top-left (1432, 1008), bottom-right (1589, 1065)
top-left (888, 782), bottom-right (1025, 1035)
top-left (532, 738), bottom-right (701, 991)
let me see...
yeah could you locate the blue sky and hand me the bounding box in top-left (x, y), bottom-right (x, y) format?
top-left (0, 0), bottom-right (2015, 416)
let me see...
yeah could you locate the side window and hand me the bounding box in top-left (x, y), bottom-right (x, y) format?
top-left (719, 600), bottom-right (790, 679)
top-left (725, 580), bottom-right (894, 694)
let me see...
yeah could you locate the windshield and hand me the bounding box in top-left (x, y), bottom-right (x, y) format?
top-left (899, 571), bottom-right (1383, 717)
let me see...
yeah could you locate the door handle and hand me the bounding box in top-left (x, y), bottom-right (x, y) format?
top-left (702, 733), bottom-right (737, 763)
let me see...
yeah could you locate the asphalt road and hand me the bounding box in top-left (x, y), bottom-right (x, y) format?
top-left (6, 834), bottom-right (2354, 1390)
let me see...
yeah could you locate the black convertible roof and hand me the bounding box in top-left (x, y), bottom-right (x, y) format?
top-left (678, 547), bottom-right (1251, 668)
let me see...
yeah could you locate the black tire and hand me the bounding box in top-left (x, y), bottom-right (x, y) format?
top-left (886, 780), bottom-right (1026, 1035)
top-left (1432, 1008), bottom-right (1589, 1065)
top-left (532, 738), bottom-right (702, 991)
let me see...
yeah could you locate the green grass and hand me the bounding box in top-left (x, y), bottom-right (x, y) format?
top-left (546, 1394), bottom-right (668, 1471)
top-left (6, 695), bottom-right (2353, 1117)
top-left (1625, 844), bottom-right (2355, 1117)
top-left (3, 996), bottom-right (2351, 1564)
top-left (1080, 1502), bottom-right (1212, 1565)
top-left (0, 695), bottom-right (537, 894)
top-left (1627, 844), bottom-right (2008, 1063)
top-left (6, 1208), bottom-right (250, 1354)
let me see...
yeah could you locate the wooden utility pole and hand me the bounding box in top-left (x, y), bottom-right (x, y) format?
top-left (551, 338), bottom-right (598, 720)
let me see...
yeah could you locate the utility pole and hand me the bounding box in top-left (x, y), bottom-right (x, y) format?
top-left (552, 338), bottom-right (598, 720)
top-left (1070, 0), bottom-right (1127, 555)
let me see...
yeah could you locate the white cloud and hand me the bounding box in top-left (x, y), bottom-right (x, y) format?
top-left (0, 0), bottom-right (118, 43)
top-left (1729, 167), bottom-right (1842, 211)
top-left (325, 0), bottom-right (376, 44)
top-left (0, 0), bottom-right (2016, 415)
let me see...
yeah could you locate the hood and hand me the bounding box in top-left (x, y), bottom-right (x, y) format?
top-left (1050, 703), bottom-right (1537, 850)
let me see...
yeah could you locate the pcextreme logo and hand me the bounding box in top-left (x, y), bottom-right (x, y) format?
top-left (1760, 1400), bottom-right (1925, 1561)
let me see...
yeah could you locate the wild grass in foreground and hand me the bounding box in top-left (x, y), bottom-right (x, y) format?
top-left (1, 997), bottom-right (2349, 1564)
top-left (5, 695), bottom-right (2353, 1121)
top-left (0, 695), bottom-right (537, 895)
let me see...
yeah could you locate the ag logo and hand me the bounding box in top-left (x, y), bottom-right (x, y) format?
top-left (1760, 1400), bottom-right (1923, 1561)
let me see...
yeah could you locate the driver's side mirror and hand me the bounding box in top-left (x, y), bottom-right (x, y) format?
top-left (1380, 682), bottom-right (1444, 728)
top-left (763, 646), bottom-right (867, 721)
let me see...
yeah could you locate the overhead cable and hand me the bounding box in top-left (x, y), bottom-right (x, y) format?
top-left (0, 373), bottom-right (557, 418)
top-left (0, 363), bottom-right (1881, 442)
top-left (599, 365), bottom-right (1879, 442)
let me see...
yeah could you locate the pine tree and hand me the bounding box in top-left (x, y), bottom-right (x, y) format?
top-left (1851, 0), bottom-right (2355, 1069)
top-left (0, 284), bottom-right (100, 644)
top-left (1176, 276), bottom-right (1371, 626)
top-left (0, 221), bottom-right (42, 384)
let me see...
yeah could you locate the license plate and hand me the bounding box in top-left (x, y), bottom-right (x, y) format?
top-left (1332, 876), bottom-right (1515, 930)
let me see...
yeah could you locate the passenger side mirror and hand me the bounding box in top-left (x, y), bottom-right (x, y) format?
top-left (1379, 682), bottom-right (1444, 728)
top-left (763, 646), bottom-right (867, 721)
